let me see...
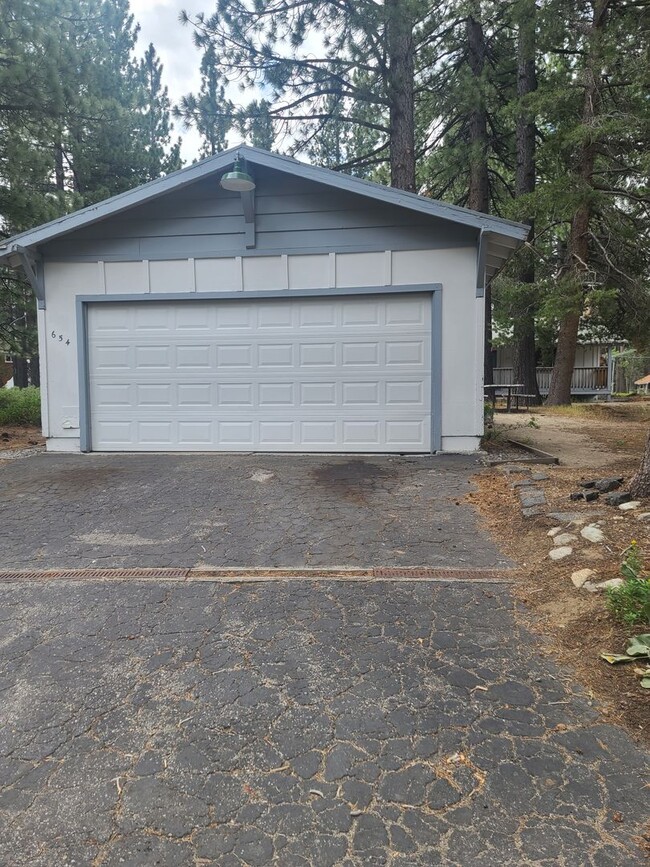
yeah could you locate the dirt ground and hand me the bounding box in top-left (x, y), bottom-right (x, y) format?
top-left (0, 425), bottom-right (44, 452)
top-left (472, 400), bottom-right (650, 743)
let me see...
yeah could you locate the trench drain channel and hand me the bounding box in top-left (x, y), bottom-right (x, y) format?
top-left (0, 566), bottom-right (516, 583)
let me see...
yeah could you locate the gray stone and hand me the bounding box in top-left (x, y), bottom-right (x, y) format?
top-left (593, 578), bottom-right (625, 591)
top-left (547, 512), bottom-right (591, 524)
top-left (511, 479), bottom-right (534, 488)
top-left (594, 477), bottom-right (624, 493)
top-left (619, 500), bottom-right (641, 511)
top-left (519, 489), bottom-right (546, 508)
top-left (522, 507), bottom-right (542, 518)
top-left (603, 491), bottom-right (632, 507)
top-left (584, 490), bottom-right (600, 502)
top-left (636, 512), bottom-right (650, 522)
top-left (553, 533), bottom-right (578, 546)
top-left (531, 472), bottom-right (550, 481)
top-left (549, 546), bottom-right (572, 561)
top-left (547, 527), bottom-right (562, 537)
top-left (581, 524), bottom-right (605, 543)
top-left (571, 568), bottom-right (597, 588)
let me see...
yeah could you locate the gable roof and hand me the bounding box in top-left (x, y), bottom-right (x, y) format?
top-left (0, 145), bottom-right (529, 280)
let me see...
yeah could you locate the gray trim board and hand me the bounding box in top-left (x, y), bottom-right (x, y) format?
top-left (76, 283), bottom-right (442, 305)
top-left (476, 230), bottom-right (488, 298)
top-left (431, 289), bottom-right (443, 452)
top-left (77, 301), bottom-right (91, 453)
top-left (42, 235), bottom-right (476, 263)
top-left (76, 283), bottom-right (442, 455)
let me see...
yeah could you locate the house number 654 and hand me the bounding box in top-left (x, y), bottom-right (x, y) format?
top-left (51, 331), bottom-right (70, 346)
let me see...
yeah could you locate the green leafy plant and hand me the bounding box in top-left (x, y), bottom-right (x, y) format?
top-left (606, 542), bottom-right (650, 626)
top-left (0, 388), bottom-right (41, 426)
top-left (526, 416), bottom-right (540, 429)
top-left (601, 634), bottom-right (650, 689)
top-left (484, 401), bottom-right (495, 427)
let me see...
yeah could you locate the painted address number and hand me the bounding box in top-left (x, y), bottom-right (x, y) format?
top-left (51, 331), bottom-right (70, 346)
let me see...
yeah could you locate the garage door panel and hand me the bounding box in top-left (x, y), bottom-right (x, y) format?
top-left (88, 295), bottom-right (432, 452)
top-left (178, 383), bottom-right (212, 406)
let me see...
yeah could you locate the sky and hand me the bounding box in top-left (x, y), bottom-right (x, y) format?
top-left (129, 0), bottom-right (247, 163)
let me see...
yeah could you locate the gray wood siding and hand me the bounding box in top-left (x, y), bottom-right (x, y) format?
top-left (41, 167), bottom-right (477, 261)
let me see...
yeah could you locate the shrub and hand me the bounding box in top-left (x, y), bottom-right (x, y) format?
top-left (0, 387), bottom-right (41, 426)
top-left (606, 542), bottom-right (650, 627)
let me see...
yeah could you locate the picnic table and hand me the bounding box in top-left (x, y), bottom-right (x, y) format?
top-left (484, 383), bottom-right (525, 412)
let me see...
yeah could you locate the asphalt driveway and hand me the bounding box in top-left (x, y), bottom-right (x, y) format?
top-left (0, 453), bottom-right (510, 571)
top-left (1, 579), bottom-right (647, 866)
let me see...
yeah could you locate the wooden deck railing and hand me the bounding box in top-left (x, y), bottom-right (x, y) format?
top-left (493, 367), bottom-right (609, 392)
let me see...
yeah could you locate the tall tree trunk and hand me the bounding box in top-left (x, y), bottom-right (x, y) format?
top-left (546, 0), bottom-right (608, 406)
top-left (54, 141), bottom-right (65, 191)
top-left (12, 356), bottom-right (28, 388)
top-left (629, 428), bottom-right (650, 499)
top-left (465, 13), bottom-right (492, 384)
top-left (386, 0), bottom-right (416, 191)
top-left (29, 355), bottom-right (40, 387)
top-left (512, 0), bottom-right (541, 402)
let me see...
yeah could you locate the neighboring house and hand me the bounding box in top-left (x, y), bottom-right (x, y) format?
top-left (0, 146), bottom-right (527, 454)
top-left (635, 374), bottom-right (650, 394)
top-left (494, 332), bottom-right (626, 396)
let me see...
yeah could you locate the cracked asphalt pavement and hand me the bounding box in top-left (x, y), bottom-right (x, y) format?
top-left (0, 579), bottom-right (648, 866)
top-left (0, 453), bottom-right (511, 570)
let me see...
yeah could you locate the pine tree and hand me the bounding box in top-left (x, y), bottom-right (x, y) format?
top-left (139, 44), bottom-right (182, 180)
top-left (180, 0), bottom-right (440, 190)
top-left (0, 0), bottom-right (181, 380)
top-left (176, 43), bottom-right (233, 158)
top-left (542, 0), bottom-right (650, 404)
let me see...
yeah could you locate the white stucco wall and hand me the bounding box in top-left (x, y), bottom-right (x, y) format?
top-left (41, 247), bottom-right (482, 453)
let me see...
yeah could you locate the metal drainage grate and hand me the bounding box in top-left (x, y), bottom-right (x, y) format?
top-left (372, 567), bottom-right (513, 581)
top-left (0, 566), bottom-right (515, 583)
top-left (0, 567), bottom-right (189, 582)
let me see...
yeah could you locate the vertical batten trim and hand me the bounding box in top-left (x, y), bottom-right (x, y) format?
top-left (431, 287), bottom-right (443, 452)
top-left (281, 254), bottom-right (289, 289)
top-left (474, 294), bottom-right (485, 436)
top-left (384, 250), bottom-right (392, 285)
top-left (37, 308), bottom-right (50, 437)
top-left (189, 258), bottom-right (196, 292)
top-left (76, 300), bottom-right (91, 452)
top-left (99, 261), bottom-right (106, 294)
top-left (236, 256), bottom-right (244, 291)
top-left (144, 260), bottom-right (151, 293)
top-left (329, 252), bottom-right (336, 288)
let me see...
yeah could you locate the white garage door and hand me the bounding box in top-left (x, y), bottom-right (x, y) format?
top-left (86, 294), bottom-right (432, 452)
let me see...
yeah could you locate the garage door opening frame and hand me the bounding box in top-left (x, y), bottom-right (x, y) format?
top-left (76, 283), bottom-right (442, 454)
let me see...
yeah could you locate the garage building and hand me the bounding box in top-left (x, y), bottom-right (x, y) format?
top-left (0, 146), bottom-right (528, 454)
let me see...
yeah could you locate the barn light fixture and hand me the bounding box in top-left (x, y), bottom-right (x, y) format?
top-left (220, 158), bottom-right (256, 192)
